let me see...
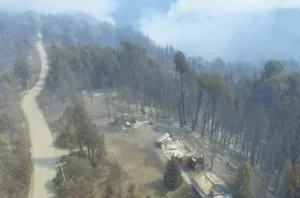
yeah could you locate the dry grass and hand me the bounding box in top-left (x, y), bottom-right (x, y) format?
top-left (84, 91), bottom-right (186, 197)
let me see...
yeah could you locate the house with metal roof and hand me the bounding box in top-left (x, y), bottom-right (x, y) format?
top-left (191, 172), bottom-right (232, 198)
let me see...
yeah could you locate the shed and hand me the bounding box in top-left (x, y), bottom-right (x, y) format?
top-left (191, 172), bottom-right (232, 198)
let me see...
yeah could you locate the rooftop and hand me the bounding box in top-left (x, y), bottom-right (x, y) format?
top-left (161, 139), bottom-right (196, 160)
top-left (191, 172), bottom-right (232, 198)
top-left (157, 132), bottom-right (171, 143)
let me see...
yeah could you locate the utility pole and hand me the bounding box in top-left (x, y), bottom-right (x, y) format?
top-left (55, 162), bottom-right (67, 181)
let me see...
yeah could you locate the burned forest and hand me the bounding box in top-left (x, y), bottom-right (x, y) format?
top-left (1, 9), bottom-right (300, 198)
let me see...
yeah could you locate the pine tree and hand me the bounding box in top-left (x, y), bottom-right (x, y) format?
top-left (163, 157), bottom-right (182, 191)
top-left (127, 183), bottom-right (137, 198)
top-left (14, 58), bottom-right (30, 90)
top-left (280, 160), bottom-right (293, 197)
top-left (233, 162), bottom-right (254, 198)
top-left (288, 165), bottom-right (300, 198)
top-left (174, 51), bottom-right (188, 127)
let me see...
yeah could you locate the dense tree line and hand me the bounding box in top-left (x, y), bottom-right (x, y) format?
top-left (0, 66), bottom-right (32, 198)
top-left (52, 105), bottom-right (112, 198)
top-left (0, 11), bottom-right (37, 197)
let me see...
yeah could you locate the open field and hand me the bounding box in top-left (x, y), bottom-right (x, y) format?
top-left (84, 91), bottom-right (187, 197)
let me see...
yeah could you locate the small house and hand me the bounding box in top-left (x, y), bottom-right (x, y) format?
top-left (191, 172), bottom-right (232, 198)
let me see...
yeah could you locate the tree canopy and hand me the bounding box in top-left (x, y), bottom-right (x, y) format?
top-left (233, 162), bottom-right (254, 198)
top-left (262, 60), bottom-right (284, 79)
top-left (288, 165), bottom-right (300, 198)
top-left (164, 157), bottom-right (183, 191)
top-left (174, 51), bottom-right (188, 74)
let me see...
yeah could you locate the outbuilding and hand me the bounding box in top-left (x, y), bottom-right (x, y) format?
top-left (191, 172), bottom-right (232, 198)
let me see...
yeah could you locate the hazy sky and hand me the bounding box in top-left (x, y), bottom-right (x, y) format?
top-left (139, 0), bottom-right (300, 59)
top-left (2, 0), bottom-right (300, 29)
top-left (0, 0), bottom-right (117, 22)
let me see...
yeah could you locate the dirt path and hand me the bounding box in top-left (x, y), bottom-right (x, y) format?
top-left (22, 40), bottom-right (66, 198)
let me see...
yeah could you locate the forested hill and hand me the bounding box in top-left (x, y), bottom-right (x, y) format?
top-left (34, 11), bottom-right (300, 75)
top-left (40, 14), bottom-right (159, 54)
top-left (0, 11), bottom-right (38, 72)
top-left (40, 12), bottom-right (185, 70)
top-left (38, 13), bottom-right (260, 77)
top-left (1, 10), bottom-right (300, 77)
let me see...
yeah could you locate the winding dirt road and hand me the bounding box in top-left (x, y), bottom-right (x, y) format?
top-left (21, 40), bottom-right (66, 198)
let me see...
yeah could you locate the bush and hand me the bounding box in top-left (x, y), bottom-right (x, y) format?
top-left (0, 142), bottom-right (32, 198)
top-left (287, 165), bottom-right (300, 198)
top-left (232, 162), bottom-right (254, 198)
top-left (53, 155), bottom-right (97, 198)
top-left (55, 125), bottom-right (77, 149)
top-left (164, 157), bottom-right (183, 191)
top-left (58, 177), bottom-right (95, 198)
top-left (53, 155), bottom-right (95, 187)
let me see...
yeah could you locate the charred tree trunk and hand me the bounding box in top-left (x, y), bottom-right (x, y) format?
top-left (105, 93), bottom-right (111, 118)
top-left (192, 88), bottom-right (203, 131)
top-left (202, 101), bottom-right (211, 138)
top-left (180, 73), bottom-right (186, 127)
top-left (89, 91), bottom-right (93, 103)
top-left (178, 99), bottom-right (183, 128)
top-left (78, 139), bottom-right (84, 156)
